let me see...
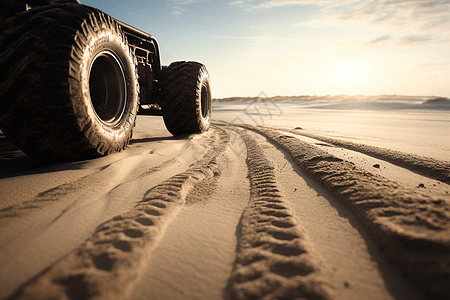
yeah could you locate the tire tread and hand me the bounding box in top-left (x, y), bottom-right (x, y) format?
top-left (0, 3), bottom-right (139, 160)
top-left (160, 61), bottom-right (210, 135)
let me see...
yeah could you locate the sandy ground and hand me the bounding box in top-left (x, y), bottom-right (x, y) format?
top-left (1, 98), bottom-right (450, 300)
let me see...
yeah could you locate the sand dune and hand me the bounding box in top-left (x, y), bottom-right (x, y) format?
top-left (1, 99), bottom-right (450, 299)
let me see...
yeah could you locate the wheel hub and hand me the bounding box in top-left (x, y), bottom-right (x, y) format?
top-left (201, 83), bottom-right (210, 123)
top-left (89, 51), bottom-right (127, 126)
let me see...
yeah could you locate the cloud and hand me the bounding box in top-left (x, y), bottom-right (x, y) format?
top-left (417, 61), bottom-right (450, 67)
top-left (327, 1), bottom-right (450, 27)
top-left (367, 35), bottom-right (392, 45)
top-left (212, 35), bottom-right (322, 43)
top-left (229, 0), bottom-right (362, 10)
top-left (170, 5), bottom-right (190, 15)
top-left (166, 0), bottom-right (198, 15)
top-left (230, 0), bottom-right (450, 46)
top-left (399, 34), bottom-right (434, 46)
top-left (167, 0), bottom-right (197, 5)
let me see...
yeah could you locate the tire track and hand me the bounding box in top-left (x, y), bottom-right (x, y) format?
top-left (0, 144), bottom-right (189, 219)
top-left (244, 129), bottom-right (421, 300)
top-left (275, 129), bottom-right (449, 199)
top-left (10, 128), bottom-right (230, 300)
top-left (244, 125), bottom-right (450, 299)
top-left (0, 145), bottom-right (187, 257)
top-left (130, 129), bottom-right (249, 300)
top-left (277, 127), bottom-right (450, 184)
top-left (229, 129), bottom-right (334, 300)
top-left (0, 128), bottom-right (217, 244)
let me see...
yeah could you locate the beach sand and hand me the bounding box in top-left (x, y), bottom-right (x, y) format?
top-left (1, 96), bottom-right (449, 300)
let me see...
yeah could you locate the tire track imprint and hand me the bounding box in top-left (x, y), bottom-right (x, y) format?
top-left (11, 127), bottom-right (230, 300)
top-left (0, 128), bottom-right (214, 230)
top-left (277, 127), bottom-right (450, 184)
top-left (0, 147), bottom-right (187, 254)
top-left (229, 128), bottom-right (333, 300)
top-left (0, 145), bottom-right (188, 221)
top-left (134, 129), bottom-right (217, 181)
top-left (243, 125), bottom-right (450, 299)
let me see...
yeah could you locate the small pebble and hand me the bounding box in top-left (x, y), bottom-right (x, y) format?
top-left (373, 164), bottom-right (380, 168)
top-left (344, 281), bottom-right (350, 288)
top-left (418, 183), bottom-right (425, 188)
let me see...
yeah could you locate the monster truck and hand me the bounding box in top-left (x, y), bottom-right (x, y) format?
top-left (0, 0), bottom-right (212, 160)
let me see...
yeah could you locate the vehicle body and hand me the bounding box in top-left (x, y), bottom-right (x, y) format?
top-left (0, 0), bottom-right (212, 160)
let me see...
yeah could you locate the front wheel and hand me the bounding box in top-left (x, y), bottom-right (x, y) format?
top-left (160, 61), bottom-right (212, 136)
top-left (0, 4), bottom-right (139, 160)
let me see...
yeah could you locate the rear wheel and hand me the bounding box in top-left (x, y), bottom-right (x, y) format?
top-left (0, 4), bottom-right (139, 160)
top-left (160, 61), bottom-right (212, 136)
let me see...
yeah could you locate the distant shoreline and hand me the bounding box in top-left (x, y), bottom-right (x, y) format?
top-left (213, 95), bottom-right (449, 103)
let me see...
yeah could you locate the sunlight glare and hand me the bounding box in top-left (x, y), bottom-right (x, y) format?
top-left (329, 60), bottom-right (368, 88)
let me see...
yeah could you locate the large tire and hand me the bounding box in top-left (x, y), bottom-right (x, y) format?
top-left (0, 1), bottom-right (76, 31)
top-left (160, 61), bottom-right (212, 136)
top-left (0, 3), bottom-right (139, 160)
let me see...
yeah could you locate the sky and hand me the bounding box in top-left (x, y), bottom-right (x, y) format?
top-left (82, 0), bottom-right (450, 98)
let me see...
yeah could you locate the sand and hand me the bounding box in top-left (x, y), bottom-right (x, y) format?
top-left (1, 96), bottom-right (449, 299)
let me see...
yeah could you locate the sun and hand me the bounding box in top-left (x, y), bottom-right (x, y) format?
top-left (328, 60), bottom-right (368, 88)
top-left (338, 62), bottom-right (366, 84)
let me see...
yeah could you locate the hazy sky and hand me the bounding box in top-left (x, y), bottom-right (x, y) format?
top-left (82, 0), bottom-right (450, 98)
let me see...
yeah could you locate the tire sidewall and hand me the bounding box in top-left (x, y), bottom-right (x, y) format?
top-left (197, 69), bottom-right (212, 132)
top-left (70, 28), bottom-right (138, 149)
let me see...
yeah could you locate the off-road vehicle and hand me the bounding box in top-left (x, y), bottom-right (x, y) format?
top-left (0, 0), bottom-right (212, 160)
